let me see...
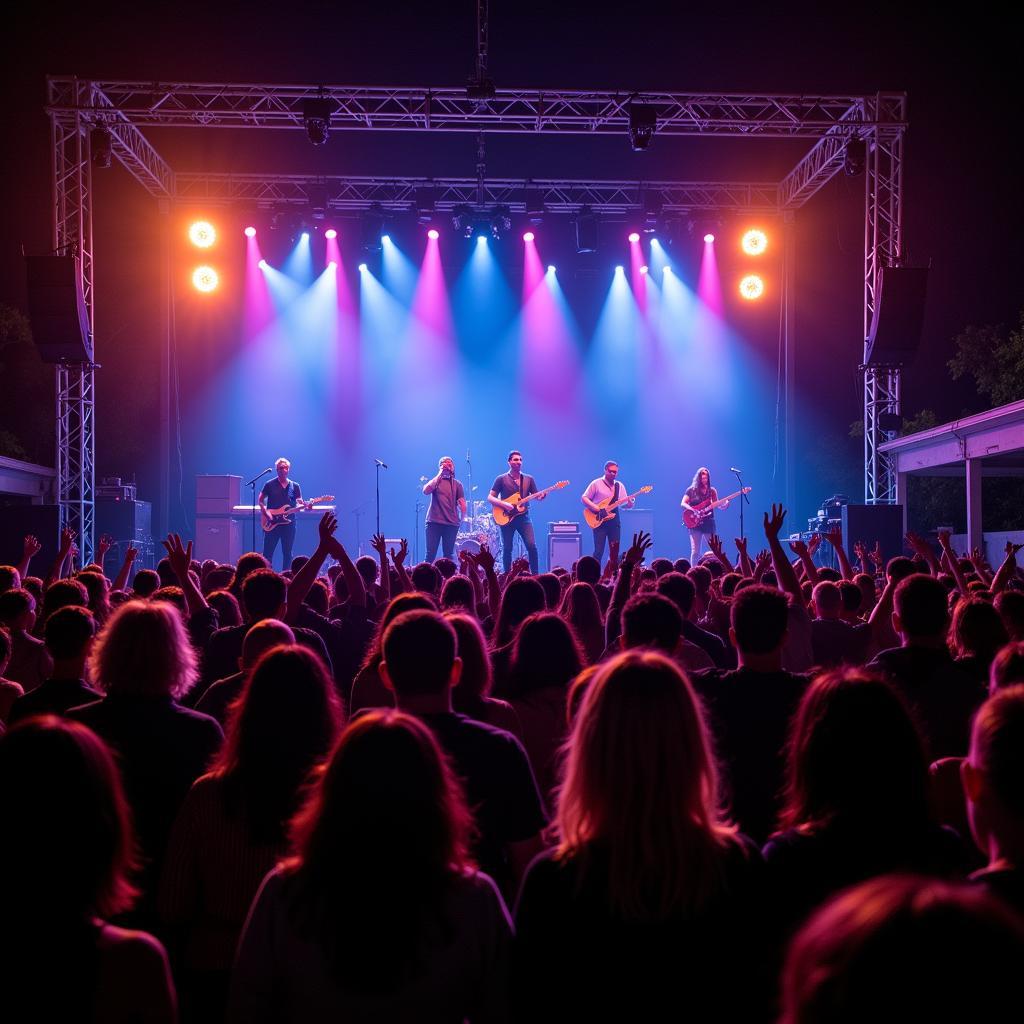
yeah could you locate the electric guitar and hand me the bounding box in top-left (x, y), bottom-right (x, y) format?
top-left (260, 494), bottom-right (334, 533)
top-left (492, 481), bottom-right (569, 526)
top-left (583, 485), bottom-right (653, 529)
top-left (682, 487), bottom-right (751, 529)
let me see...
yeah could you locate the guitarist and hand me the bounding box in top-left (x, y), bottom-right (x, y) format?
top-left (681, 466), bottom-right (728, 563)
top-left (581, 461), bottom-right (634, 562)
top-left (258, 457), bottom-right (308, 569)
top-left (488, 450), bottom-right (544, 574)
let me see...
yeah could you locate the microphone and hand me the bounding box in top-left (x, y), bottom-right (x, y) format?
top-left (419, 476), bottom-right (429, 482)
top-left (730, 467), bottom-right (742, 474)
top-left (261, 467), bottom-right (274, 475)
top-left (375, 459), bottom-right (389, 469)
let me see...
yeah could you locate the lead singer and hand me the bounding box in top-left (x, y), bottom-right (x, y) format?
top-left (422, 455), bottom-right (467, 562)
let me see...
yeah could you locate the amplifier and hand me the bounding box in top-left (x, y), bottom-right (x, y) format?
top-left (548, 532), bottom-right (581, 571)
top-left (196, 474), bottom-right (242, 514)
top-left (96, 497), bottom-right (154, 570)
top-left (548, 520), bottom-right (581, 534)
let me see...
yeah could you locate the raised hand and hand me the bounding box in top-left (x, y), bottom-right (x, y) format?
top-left (806, 533), bottom-right (822, 558)
top-left (869, 541), bottom-right (883, 569)
top-left (708, 534), bottom-right (725, 558)
top-left (22, 535), bottom-right (42, 559)
top-left (510, 556), bottom-right (530, 576)
top-left (59, 527), bottom-right (76, 556)
top-left (936, 529), bottom-right (954, 551)
top-left (754, 549), bottom-right (771, 572)
top-left (734, 536), bottom-right (749, 556)
top-left (789, 537), bottom-right (809, 557)
top-left (905, 531), bottom-right (932, 557)
top-left (98, 533), bottom-right (115, 560)
top-left (391, 538), bottom-right (409, 568)
top-left (763, 504), bottom-right (787, 542)
top-left (124, 543), bottom-right (139, 563)
top-left (853, 540), bottom-right (867, 561)
top-left (161, 533), bottom-right (193, 579)
top-left (475, 543), bottom-right (496, 573)
top-left (823, 526), bottom-right (842, 549)
top-left (371, 533), bottom-right (387, 558)
top-left (317, 512), bottom-right (338, 547)
top-left (1006, 541), bottom-right (1024, 559)
top-left (623, 531), bottom-right (653, 567)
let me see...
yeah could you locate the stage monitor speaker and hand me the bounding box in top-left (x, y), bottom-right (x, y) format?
top-left (195, 516), bottom-right (244, 564)
top-left (865, 267), bottom-right (928, 366)
top-left (841, 504), bottom-right (904, 567)
top-left (0, 503), bottom-right (60, 574)
top-left (548, 532), bottom-right (581, 572)
top-left (25, 254), bottom-right (94, 363)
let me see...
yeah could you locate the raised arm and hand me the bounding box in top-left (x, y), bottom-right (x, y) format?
top-left (906, 531), bottom-right (941, 577)
top-left (162, 534), bottom-right (209, 616)
top-left (789, 537), bottom-right (820, 585)
top-left (390, 538), bottom-right (413, 593)
top-left (371, 533), bottom-right (391, 606)
top-left (44, 528), bottom-right (76, 589)
top-left (764, 504), bottom-right (805, 605)
top-left (823, 526), bottom-right (855, 581)
top-left (937, 530), bottom-right (969, 597)
top-left (607, 531), bottom-right (652, 646)
top-left (15, 535), bottom-right (42, 580)
top-left (326, 534), bottom-right (366, 609)
top-left (707, 534), bottom-right (733, 573)
top-left (111, 543), bottom-right (139, 593)
top-left (991, 541), bottom-right (1024, 596)
top-left (286, 512), bottom-right (337, 621)
top-left (734, 536), bottom-right (754, 578)
top-left (474, 543), bottom-right (501, 620)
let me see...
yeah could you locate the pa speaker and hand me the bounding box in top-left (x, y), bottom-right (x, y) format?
top-left (0, 504), bottom-right (60, 574)
top-left (548, 532), bottom-right (581, 572)
top-left (25, 254), bottom-right (93, 363)
top-left (841, 504), bottom-right (904, 566)
top-left (865, 267), bottom-right (928, 366)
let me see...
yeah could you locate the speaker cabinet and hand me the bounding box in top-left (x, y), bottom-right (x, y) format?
top-left (96, 498), bottom-right (154, 570)
top-left (25, 254), bottom-right (93, 363)
top-left (841, 504), bottom-right (905, 567)
top-left (195, 516), bottom-right (244, 564)
top-left (865, 267), bottom-right (928, 366)
top-left (196, 474), bottom-right (242, 514)
top-left (548, 532), bottom-right (582, 572)
top-left (0, 503), bottom-right (60, 575)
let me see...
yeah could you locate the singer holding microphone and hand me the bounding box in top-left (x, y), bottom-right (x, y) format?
top-left (422, 455), bottom-right (467, 562)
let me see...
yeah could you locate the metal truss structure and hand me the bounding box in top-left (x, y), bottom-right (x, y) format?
top-left (46, 77), bottom-right (907, 543)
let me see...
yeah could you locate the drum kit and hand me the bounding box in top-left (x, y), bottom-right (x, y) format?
top-left (456, 498), bottom-right (501, 556)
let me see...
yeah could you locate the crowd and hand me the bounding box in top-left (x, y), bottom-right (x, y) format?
top-left (2, 507), bottom-right (1024, 1022)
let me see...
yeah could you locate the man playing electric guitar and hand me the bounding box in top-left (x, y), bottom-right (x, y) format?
top-left (488, 450), bottom-right (545, 574)
top-left (581, 461), bottom-right (635, 563)
top-left (681, 466), bottom-right (728, 563)
top-left (259, 457), bottom-right (311, 569)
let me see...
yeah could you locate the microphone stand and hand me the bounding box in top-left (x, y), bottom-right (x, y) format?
top-left (246, 467), bottom-right (273, 552)
top-left (375, 460), bottom-right (387, 536)
top-left (733, 468), bottom-right (749, 542)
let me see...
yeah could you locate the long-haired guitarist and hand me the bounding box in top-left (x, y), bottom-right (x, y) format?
top-left (581, 461), bottom-right (635, 562)
top-left (681, 466), bottom-right (729, 562)
top-left (487, 450), bottom-right (544, 574)
top-left (259, 457), bottom-right (308, 568)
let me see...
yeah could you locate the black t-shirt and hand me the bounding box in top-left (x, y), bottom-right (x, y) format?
top-left (490, 473), bottom-right (538, 519)
top-left (259, 478), bottom-right (302, 514)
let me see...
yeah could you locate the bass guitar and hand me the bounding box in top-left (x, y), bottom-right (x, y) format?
top-left (261, 494), bottom-right (334, 533)
top-left (583, 485), bottom-right (653, 529)
top-left (492, 481), bottom-right (569, 527)
top-left (682, 487), bottom-right (751, 529)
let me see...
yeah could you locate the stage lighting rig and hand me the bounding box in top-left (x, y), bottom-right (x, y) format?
top-left (361, 204), bottom-right (386, 252)
top-left (489, 206), bottom-right (511, 239)
top-left (628, 104), bottom-right (658, 151)
top-left (844, 138), bottom-right (866, 176)
top-left (301, 97), bottom-right (334, 146)
top-left (574, 206), bottom-right (599, 254)
top-left (451, 204), bottom-right (474, 238)
top-left (307, 184), bottom-right (329, 221)
top-left (90, 127), bottom-right (113, 168)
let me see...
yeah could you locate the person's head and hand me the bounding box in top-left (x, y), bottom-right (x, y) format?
top-left (854, 571), bottom-right (877, 610)
top-left (446, 612), bottom-right (493, 708)
top-left (410, 561), bottom-right (442, 596)
top-left (240, 618), bottom-right (295, 670)
top-left (207, 589), bottom-right (242, 628)
top-left (89, 600), bottom-right (198, 700)
top-left (559, 581), bottom-right (604, 645)
top-left (690, 466), bottom-right (711, 492)
top-left (574, 555), bottom-right (601, 586)
top-left (151, 585), bottom-right (186, 613)
top-left (950, 596), bottom-right (1008, 662)
top-left (963, 684), bottom-right (1024, 861)
top-left (440, 573), bottom-right (475, 612)
top-left (990, 641), bottom-right (1024, 694)
top-left (621, 592), bottom-right (683, 654)
top-left (40, 578), bottom-right (89, 624)
top-left (811, 580), bottom-right (843, 620)
top-left (780, 670), bottom-right (929, 832)
top-left (673, 557), bottom-right (691, 574)
top-left (0, 565), bottom-right (20, 593)
top-left (534, 572), bottom-right (561, 609)
top-left (0, 716), bottom-right (139, 922)
top-left (130, 568), bottom-right (160, 598)
top-left (240, 568), bottom-right (288, 621)
top-left (275, 457), bottom-right (290, 479)
top-left (229, 551), bottom-right (270, 595)
top-left (438, 454), bottom-right (455, 475)
top-left (730, 585), bottom-right (789, 657)
top-left (202, 564), bottom-right (234, 594)
top-left (303, 579), bottom-right (330, 615)
top-left (331, 571), bottom-right (349, 604)
top-left (603, 460), bottom-right (619, 482)
top-left (995, 590), bottom-right (1024, 642)
top-left (510, 612), bottom-right (583, 696)
top-left (893, 573), bottom-right (949, 642)
top-left (886, 555), bottom-right (917, 584)
top-left (155, 557), bottom-right (177, 588)
top-left (494, 576), bottom-right (546, 648)
top-left (0, 626), bottom-right (10, 677)
top-left (656, 571), bottom-right (697, 619)
top-left (355, 555), bottom-right (378, 590)
top-left (779, 876), bottom-right (1024, 1024)
top-left (381, 609), bottom-right (460, 699)
top-left (216, 644), bottom-right (341, 843)
top-left (507, 450), bottom-right (523, 471)
top-left (650, 557), bottom-right (673, 579)
top-left (719, 572), bottom-right (741, 598)
top-left (43, 605), bottom-right (96, 666)
top-left (838, 580), bottom-right (863, 618)
top-left (558, 650), bottom-right (734, 918)
top-left (358, 592), bottom-right (437, 674)
top-left (0, 587), bottom-right (35, 632)
top-left (687, 564), bottom-right (712, 599)
top-left (434, 557), bottom-right (457, 581)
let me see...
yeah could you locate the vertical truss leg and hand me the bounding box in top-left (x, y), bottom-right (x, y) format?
top-left (56, 364), bottom-right (96, 564)
top-left (863, 365), bottom-right (901, 506)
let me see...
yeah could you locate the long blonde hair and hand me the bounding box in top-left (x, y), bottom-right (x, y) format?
top-left (556, 650), bottom-right (737, 919)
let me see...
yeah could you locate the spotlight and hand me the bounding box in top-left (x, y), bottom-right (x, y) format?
top-left (301, 97), bottom-right (333, 146)
top-left (189, 221), bottom-right (217, 248)
top-left (523, 231), bottom-right (535, 243)
top-left (490, 206), bottom-right (511, 240)
top-left (381, 234), bottom-right (391, 244)
top-left (192, 266), bottom-right (219, 292)
top-left (547, 265), bottom-right (556, 274)
top-left (640, 265), bottom-right (649, 275)
top-left (628, 232), bottom-right (641, 244)
top-left (258, 259), bottom-right (268, 269)
top-left (844, 138), bottom-right (866, 176)
top-left (628, 104), bottom-right (658, 151)
top-left (451, 204), bottom-right (473, 238)
top-left (358, 262), bottom-right (368, 272)
top-left (324, 228), bottom-right (337, 240)
top-left (575, 206), bottom-right (599, 254)
top-left (741, 229), bottom-right (768, 256)
top-left (301, 231), bottom-right (310, 241)
top-left (328, 260), bottom-right (337, 269)
top-left (703, 233), bottom-right (715, 244)
top-left (244, 226), bottom-right (257, 238)
top-left (427, 228), bottom-right (440, 240)
top-left (615, 265), bottom-right (624, 274)
top-left (739, 275), bottom-right (765, 300)
top-left (90, 127), bottom-right (113, 168)
top-left (663, 266), bottom-right (672, 275)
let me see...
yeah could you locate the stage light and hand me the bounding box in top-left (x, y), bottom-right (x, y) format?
top-left (324, 228), bottom-right (337, 240)
top-left (844, 138), bottom-right (866, 176)
top-left (427, 228), bottom-right (440, 240)
top-left (258, 259), bottom-right (268, 269)
top-left (640, 265), bottom-right (649, 275)
top-left (741, 229), bottom-right (768, 256)
top-left (628, 231), bottom-right (641, 243)
top-left (189, 221), bottom-right (217, 248)
top-left (523, 230), bottom-right (535, 243)
top-left (358, 262), bottom-right (368, 272)
top-left (663, 266), bottom-right (672, 275)
top-left (244, 226), bottom-right (257, 238)
top-left (547, 265), bottom-right (556, 274)
top-left (628, 104), bottom-right (657, 151)
top-left (301, 232), bottom-right (309, 241)
top-left (90, 127), bottom-right (113, 168)
top-left (192, 266), bottom-right (219, 292)
top-left (703, 233), bottom-right (715, 244)
top-left (739, 274), bottom-right (765, 300)
top-left (615, 265), bottom-right (624, 274)
top-left (328, 260), bottom-right (337, 268)
top-left (381, 234), bottom-right (391, 244)
top-left (302, 97), bottom-right (333, 146)
top-left (476, 233), bottom-right (488, 243)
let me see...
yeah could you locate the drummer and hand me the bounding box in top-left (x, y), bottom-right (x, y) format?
top-left (422, 455), bottom-right (467, 562)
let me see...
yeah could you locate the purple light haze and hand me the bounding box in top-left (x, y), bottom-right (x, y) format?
top-left (697, 235), bottom-right (723, 315)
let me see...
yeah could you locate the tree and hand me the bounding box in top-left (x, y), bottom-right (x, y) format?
top-left (948, 310), bottom-right (1024, 409)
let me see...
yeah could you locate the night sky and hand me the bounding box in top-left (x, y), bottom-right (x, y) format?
top-left (2, 3), bottom-right (1020, 545)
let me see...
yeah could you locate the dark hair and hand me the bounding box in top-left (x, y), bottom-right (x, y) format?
top-left (687, 565), bottom-right (711, 595)
top-left (304, 579), bottom-right (330, 615)
top-left (719, 572), bottom-right (741, 598)
top-left (970, 684), bottom-right (1024, 819)
top-left (40, 578), bottom-right (90, 623)
top-left (780, 876), bottom-right (1024, 1024)
top-left (411, 561), bottom-right (442, 595)
top-left (886, 555), bottom-right (916, 583)
top-left (215, 645), bottom-right (341, 843)
top-left (202, 564), bottom-right (234, 594)
top-left (559, 581), bottom-right (605, 664)
top-left (43, 606), bottom-right (96, 660)
top-left (207, 589), bottom-right (242, 628)
top-left (151, 585), bottom-right (186, 612)
top-left (657, 572), bottom-right (696, 617)
top-left (0, 626), bottom-right (9, 669)
top-left (731, 585), bottom-right (789, 654)
top-left (131, 568), bottom-right (161, 598)
top-left (672, 558), bottom-right (691, 573)
top-left (434, 557), bottom-right (457, 580)
top-left (536, 573), bottom-right (562, 610)
top-left (894, 574), bottom-right (949, 637)
top-left (287, 711), bottom-right (474, 990)
top-left (575, 556), bottom-right (601, 586)
top-left (650, 557), bottom-right (673, 578)
top-left (779, 670), bottom-right (930, 832)
top-left (838, 580), bottom-right (863, 614)
top-left (354, 555), bottom-right (378, 588)
top-left (241, 568), bottom-right (287, 620)
top-left (382, 610), bottom-right (457, 696)
top-left (621, 592), bottom-right (683, 653)
top-left (0, 587), bottom-right (34, 624)
top-left (995, 590), bottom-right (1024, 640)
top-left (493, 577), bottom-right (546, 648)
top-left (990, 642), bottom-right (1024, 694)
top-left (812, 580), bottom-right (843, 615)
top-left (0, 717), bottom-right (139, 921)
top-left (509, 612), bottom-right (584, 697)
top-left (355, 592), bottom-right (436, 679)
top-left (229, 552), bottom-right (271, 598)
top-left (440, 574), bottom-right (475, 611)
top-left (950, 597), bottom-right (1008, 661)
top-left (446, 613), bottom-right (494, 707)
top-left (507, 449), bottom-right (521, 461)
